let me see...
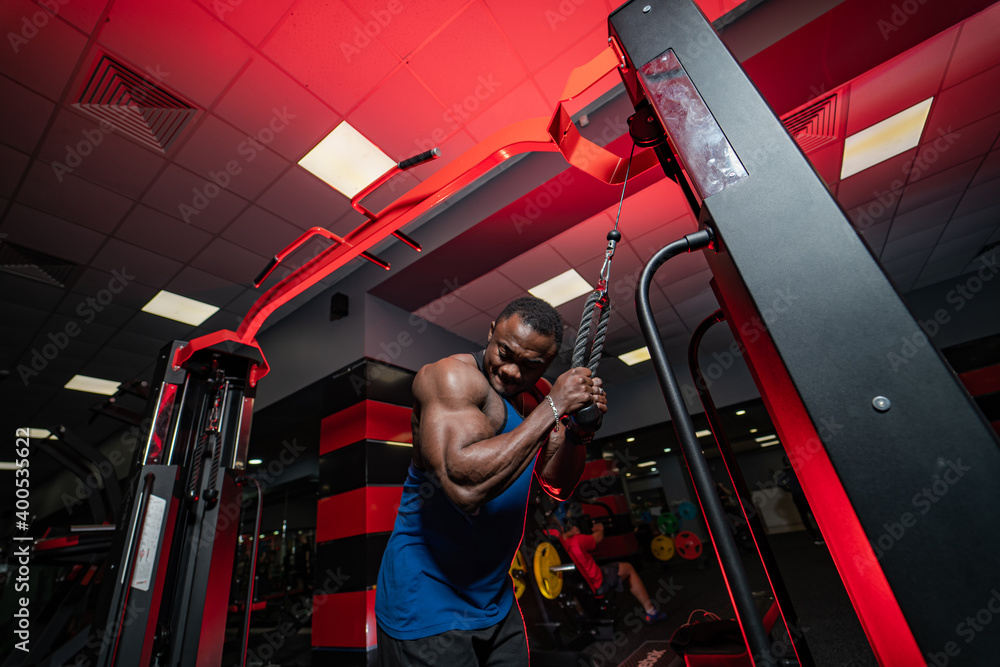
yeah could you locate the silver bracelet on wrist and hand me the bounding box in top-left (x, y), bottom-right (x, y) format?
top-left (545, 395), bottom-right (560, 431)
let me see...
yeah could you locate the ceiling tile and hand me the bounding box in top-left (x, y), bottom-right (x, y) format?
top-left (347, 66), bottom-right (450, 163)
top-left (835, 149), bottom-right (915, 210)
top-left (0, 75), bottom-right (54, 154)
top-left (465, 80), bottom-right (551, 144)
top-left (450, 311), bottom-right (493, 347)
top-left (55, 292), bottom-right (135, 330)
top-left (953, 176), bottom-right (1000, 218)
top-left (90, 238), bottom-right (182, 288)
top-left (0, 0), bottom-right (88, 100)
top-left (939, 203), bottom-right (1000, 245)
top-left (173, 114), bottom-right (291, 201)
top-left (36, 107), bottom-right (166, 198)
top-left (190, 237), bottom-right (266, 285)
top-left (616, 178), bottom-right (701, 242)
top-left (906, 111), bottom-right (1000, 184)
top-left (881, 226), bottom-right (943, 264)
top-left (256, 168), bottom-right (353, 231)
top-left (16, 160), bottom-right (133, 234)
top-left (925, 64), bottom-right (1000, 138)
top-left (0, 145), bottom-right (30, 199)
top-left (413, 293), bottom-right (479, 329)
top-left (941, 2), bottom-right (1000, 89)
top-left (1, 204), bottom-right (107, 264)
top-left (847, 197), bottom-right (897, 238)
top-left (485, 0), bottom-right (606, 74)
top-left (896, 159), bottom-right (979, 216)
top-left (106, 329), bottom-right (169, 358)
top-left (343, 0), bottom-right (468, 59)
top-left (886, 195), bottom-right (960, 244)
top-left (0, 273), bottom-right (68, 312)
top-left (192, 0), bottom-right (297, 46)
top-left (196, 308), bottom-right (245, 334)
top-left (98, 0), bottom-right (253, 108)
top-left (672, 290), bottom-right (721, 329)
top-left (222, 205), bottom-right (304, 258)
top-left (121, 311), bottom-right (196, 342)
top-left (926, 228), bottom-right (993, 267)
top-left (263, 0), bottom-right (401, 114)
top-left (3, 301), bottom-right (50, 332)
top-left (141, 164), bottom-right (249, 234)
top-left (496, 243), bottom-right (571, 290)
top-left (116, 205), bottom-right (213, 263)
top-left (408, 3), bottom-right (529, 119)
top-left (844, 27), bottom-right (956, 136)
top-left (213, 56), bottom-right (341, 163)
top-left (662, 269), bottom-right (714, 305)
top-left (455, 273), bottom-right (525, 316)
top-left (970, 148), bottom-right (1000, 187)
top-left (858, 220), bottom-right (891, 257)
top-left (224, 287), bottom-right (263, 315)
top-left (81, 346), bottom-right (158, 380)
top-left (532, 24), bottom-right (620, 108)
top-left (52, 0), bottom-right (107, 34)
top-left (166, 265), bottom-right (247, 307)
top-left (548, 211), bottom-right (615, 266)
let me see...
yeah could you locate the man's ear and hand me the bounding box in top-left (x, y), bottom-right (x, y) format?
top-left (487, 320), bottom-right (496, 342)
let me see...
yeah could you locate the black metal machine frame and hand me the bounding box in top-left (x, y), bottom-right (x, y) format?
top-left (612, 0), bottom-right (1000, 665)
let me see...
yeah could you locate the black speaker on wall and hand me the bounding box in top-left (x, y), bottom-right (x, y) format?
top-left (330, 292), bottom-right (349, 321)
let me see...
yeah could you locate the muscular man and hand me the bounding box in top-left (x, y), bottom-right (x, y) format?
top-left (375, 296), bottom-right (607, 665)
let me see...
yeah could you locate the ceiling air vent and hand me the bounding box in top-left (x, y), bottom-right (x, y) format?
top-left (0, 241), bottom-right (76, 288)
top-left (781, 93), bottom-right (839, 154)
top-left (73, 54), bottom-right (197, 153)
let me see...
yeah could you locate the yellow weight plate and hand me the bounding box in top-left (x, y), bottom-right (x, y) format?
top-left (651, 535), bottom-right (675, 561)
top-left (533, 541), bottom-right (563, 599)
top-left (509, 550), bottom-right (527, 599)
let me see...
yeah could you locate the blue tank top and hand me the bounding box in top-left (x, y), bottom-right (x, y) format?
top-left (375, 397), bottom-right (535, 639)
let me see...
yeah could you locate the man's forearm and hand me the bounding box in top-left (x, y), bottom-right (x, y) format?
top-left (537, 430), bottom-right (586, 498)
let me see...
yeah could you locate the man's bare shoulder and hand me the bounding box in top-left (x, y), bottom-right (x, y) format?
top-left (413, 354), bottom-right (487, 403)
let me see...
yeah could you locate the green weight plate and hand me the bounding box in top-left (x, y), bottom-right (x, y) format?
top-left (657, 512), bottom-right (679, 535)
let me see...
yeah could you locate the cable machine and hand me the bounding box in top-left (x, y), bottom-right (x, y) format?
top-left (611, 0), bottom-right (1000, 665)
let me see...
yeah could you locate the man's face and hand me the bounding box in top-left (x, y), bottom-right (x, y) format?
top-left (484, 313), bottom-right (557, 398)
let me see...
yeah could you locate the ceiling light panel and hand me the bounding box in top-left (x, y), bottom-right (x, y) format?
top-left (142, 290), bottom-right (219, 326)
top-left (619, 346), bottom-right (651, 366)
top-left (299, 121), bottom-right (396, 198)
top-left (65, 375), bottom-right (120, 395)
top-left (841, 97), bottom-right (933, 179)
top-left (528, 269), bottom-right (593, 307)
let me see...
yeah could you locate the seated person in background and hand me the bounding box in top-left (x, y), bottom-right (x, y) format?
top-left (557, 516), bottom-right (668, 624)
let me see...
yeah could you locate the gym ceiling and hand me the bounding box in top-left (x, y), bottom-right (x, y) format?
top-left (1, 0), bottom-right (998, 458)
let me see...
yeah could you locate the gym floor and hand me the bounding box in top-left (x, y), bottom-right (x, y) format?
top-left (532, 530), bottom-right (877, 667)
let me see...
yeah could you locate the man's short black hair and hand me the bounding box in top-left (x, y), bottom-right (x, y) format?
top-left (496, 296), bottom-right (563, 348)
